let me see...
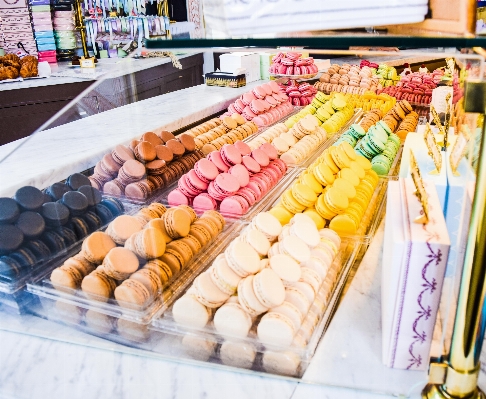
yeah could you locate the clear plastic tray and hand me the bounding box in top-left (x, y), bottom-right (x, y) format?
top-left (27, 211), bottom-right (245, 325)
top-left (150, 237), bottom-right (362, 377)
top-left (156, 167), bottom-right (301, 222)
top-left (0, 194), bottom-right (138, 304)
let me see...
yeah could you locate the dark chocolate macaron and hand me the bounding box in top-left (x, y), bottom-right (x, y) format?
top-left (45, 182), bottom-right (72, 201)
top-left (82, 211), bottom-right (102, 233)
top-left (41, 202), bottom-right (70, 227)
top-left (14, 186), bottom-right (45, 211)
top-left (0, 225), bottom-right (24, 254)
top-left (100, 198), bottom-right (124, 217)
top-left (78, 185), bottom-right (102, 207)
top-left (62, 191), bottom-right (89, 216)
top-left (56, 226), bottom-right (78, 247)
top-left (15, 211), bottom-right (46, 239)
top-left (68, 217), bottom-right (91, 239)
top-left (0, 256), bottom-right (22, 279)
top-left (24, 239), bottom-right (51, 262)
top-left (0, 197), bottom-right (20, 224)
top-left (66, 173), bottom-right (91, 190)
top-left (10, 248), bottom-right (37, 268)
top-left (94, 204), bottom-right (113, 224)
top-left (40, 230), bottom-right (66, 253)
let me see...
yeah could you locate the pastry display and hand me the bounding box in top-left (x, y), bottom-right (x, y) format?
top-left (50, 204), bottom-right (225, 307)
top-left (0, 181), bottom-right (122, 281)
top-left (172, 212), bottom-right (341, 353)
top-left (166, 141), bottom-right (287, 215)
top-left (223, 81), bottom-right (295, 127)
top-left (317, 63), bottom-right (381, 94)
top-left (89, 130), bottom-right (204, 200)
top-left (269, 52), bottom-right (319, 77)
top-left (0, 54), bottom-right (38, 80)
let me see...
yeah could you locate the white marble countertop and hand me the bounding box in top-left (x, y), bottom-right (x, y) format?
top-left (0, 53), bottom-right (200, 91)
top-left (0, 80), bottom-right (263, 197)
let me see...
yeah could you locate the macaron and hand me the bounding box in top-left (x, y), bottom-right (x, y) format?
top-left (102, 247), bottom-right (140, 281)
top-left (81, 231), bottom-right (116, 264)
top-left (81, 269), bottom-right (117, 302)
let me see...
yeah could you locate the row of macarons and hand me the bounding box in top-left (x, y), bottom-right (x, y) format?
top-left (173, 211), bottom-right (341, 348)
top-left (50, 204), bottom-right (226, 308)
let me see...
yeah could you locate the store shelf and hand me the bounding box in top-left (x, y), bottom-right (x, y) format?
top-left (146, 34), bottom-right (486, 50)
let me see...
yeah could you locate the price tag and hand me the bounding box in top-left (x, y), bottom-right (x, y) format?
top-left (80, 57), bottom-right (96, 68)
top-left (423, 123), bottom-right (442, 174)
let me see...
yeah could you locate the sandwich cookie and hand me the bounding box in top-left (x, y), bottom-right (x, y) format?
top-left (129, 268), bottom-right (162, 298)
top-left (114, 279), bottom-right (151, 309)
top-left (102, 247), bottom-right (140, 281)
top-left (81, 269), bottom-right (117, 302)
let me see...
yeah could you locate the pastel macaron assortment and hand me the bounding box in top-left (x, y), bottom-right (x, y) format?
top-left (269, 52), bottom-right (319, 77)
top-left (317, 63), bottom-right (381, 94)
top-left (172, 211), bottom-right (340, 350)
top-left (224, 81), bottom-right (295, 128)
top-left (270, 141), bottom-right (379, 235)
top-left (167, 141), bottom-right (287, 216)
top-left (247, 115), bottom-right (328, 166)
top-left (90, 130), bottom-right (204, 200)
top-left (50, 204), bottom-right (225, 308)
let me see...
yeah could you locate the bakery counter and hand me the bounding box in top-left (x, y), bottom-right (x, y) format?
top-left (0, 53), bottom-right (205, 145)
top-left (2, 221), bottom-right (474, 399)
top-left (0, 80), bottom-right (263, 197)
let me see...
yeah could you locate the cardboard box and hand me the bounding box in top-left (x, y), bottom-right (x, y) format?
top-left (219, 52), bottom-right (261, 83)
top-left (382, 178), bottom-right (450, 370)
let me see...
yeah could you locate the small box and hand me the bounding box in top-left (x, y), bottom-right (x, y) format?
top-left (219, 52), bottom-right (261, 83)
top-left (382, 178), bottom-right (450, 371)
top-left (205, 72), bottom-right (246, 88)
top-left (260, 53), bottom-right (274, 80)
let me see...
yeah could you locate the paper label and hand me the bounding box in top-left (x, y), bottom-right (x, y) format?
top-left (80, 58), bottom-right (96, 68)
top-left (449, 131), bottom-right (469, 173)
top-left (424, 123), bottom-right (442, 173)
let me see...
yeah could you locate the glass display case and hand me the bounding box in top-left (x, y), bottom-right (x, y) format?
top-left (0, 41), bottom-right (485, 399)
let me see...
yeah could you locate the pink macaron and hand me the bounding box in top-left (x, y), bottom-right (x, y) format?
top-left (220, 144), bottom-right (242, 167)
top-left (242, 155), bottom-right (261, 174)
top-left (213, 173), bottom-right (240, 196)
top-left (207, 151), bottom-right (229, 173)
top-left (234, 99), bottom-right (245, 114)
top-left (168, 188), bottom-right (190, 206)
top-left (220, 195), bottom-right (249, 216)
top-left (268, 80), bottom-right (280, 94)
top-left (229, 164), bottom-right (250, 187)
top-left (251, 148), bottom-right (270, 167)
top-left (246, 179), bottom-right (263, 201)
top-left (178, 175), bottom-right (200, 197)
top-left (242, 106), bottom-right (257, 121)
top-left (252, 86), bottom-right (267, 99)
top-left (186, 169), bottom-right (209, 193)
top-left (261, 83), bottom-right (273, 96)
top-left (207, 181), bottom-right (226, 202)
top-left (194, 159), bottom-right (219, 183)
top-left (241, 92), bottom-right (256, 105)
top-left (234, 141), bottom-right (252, 156)
top-left (236, 187), bottom-right (258, 206)
top-left (259, 143), bottom-right (278, 160)
top-left (193, 193), bottom-right (217, 211)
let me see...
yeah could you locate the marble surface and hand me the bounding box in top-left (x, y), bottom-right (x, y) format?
top-left (0, 221), bottom-right (437, 399)
top-left (0, 53), bottom-right (199, 91)
top-left (0, 80), bottom-right (263, 197)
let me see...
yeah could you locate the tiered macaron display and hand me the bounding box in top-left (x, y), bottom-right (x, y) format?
top-left (193, 115), bottom-right (258, 154)
top-left (50, 204), bottom-right (225, 308)
top-left (167, 141), bottom-right (287, 216)
top-left (247, 115), bottom-right (327, 165)
top-left (90, 130), bottom-right (203, 200)
top-left (317, 63), bottom-right (381, 94)
top-left (172, 211), bottom-right (340, 349)
top-left (224, 81), bottom-right (294, 127)
top-left (0, 179), bottom-right (123, 280)
top-left (269, 52), bottom-right (319, 78)
top-left (378, 70), bottom-right (437, 104)
top-left (375, 64), bottom-right (399, 87)
top-left (269, 142), bottom-right (379, 235)
top-left (279, 81), bottom-right (317, 106)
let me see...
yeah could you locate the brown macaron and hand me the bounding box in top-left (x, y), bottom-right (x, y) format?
top-left (102, 247), bottom-right (140, 281)
top-left (114, 279), bottom-right (151, 309)
top-left (193, 219), bottom-right (219, 239)
top-left (178, 133), bottom-right (196, 152)
top-left (146, 159), bottom-right (166, 176)
top-left (177, 205), bottom-right (198, 223)
top-left (128, 139), bottom-right (140, 152)
top-left (134, 141), bottom-right (157, 162)
top-left (155, 145), bottom-right (174, 163)
top-left (200, 210), bottom-right (225, 231)
top-left (159, 130), bottom-right (175, 143)
top-left (112, 145), bottom-right (135, 166)
top-left (159, 250), bottom-right (183, 275)
top-left (125, 180), bottom-right (152, 200)
top-left (145, 218), bottom-right (173, 243)
top-left (64, 254), bottom-right (96, 276)
top-left (147, 203), bottom-right (167, 218)
top-left (166, 139), bottom-right (186, 158)
top-left (188, 224), bottom-right (212, 247)
top-left (166, 240), bottom-right (193, 265)
top-left (81, 232), bottom-right (116, 264)
top-left (126, 228), bottom-right (166, 259)
top-left (179, 235), bottom-right (202, 255)
top-left (143, 259), bottom-right (173, 286)
top-left (106, 215), bottom-right (143, 245)
top-left (129, 268), bottom-right (162, 297)
top-left (118, 159), bottom-right (146, 184)
top-left (50, 264), bottom-right (84, 291)
top-left (81, 269), bottom-right (117, 301)
top-left (163, 208), bottom-right (191, 239)
top-left (141, 132), bottom-right (163, 147)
